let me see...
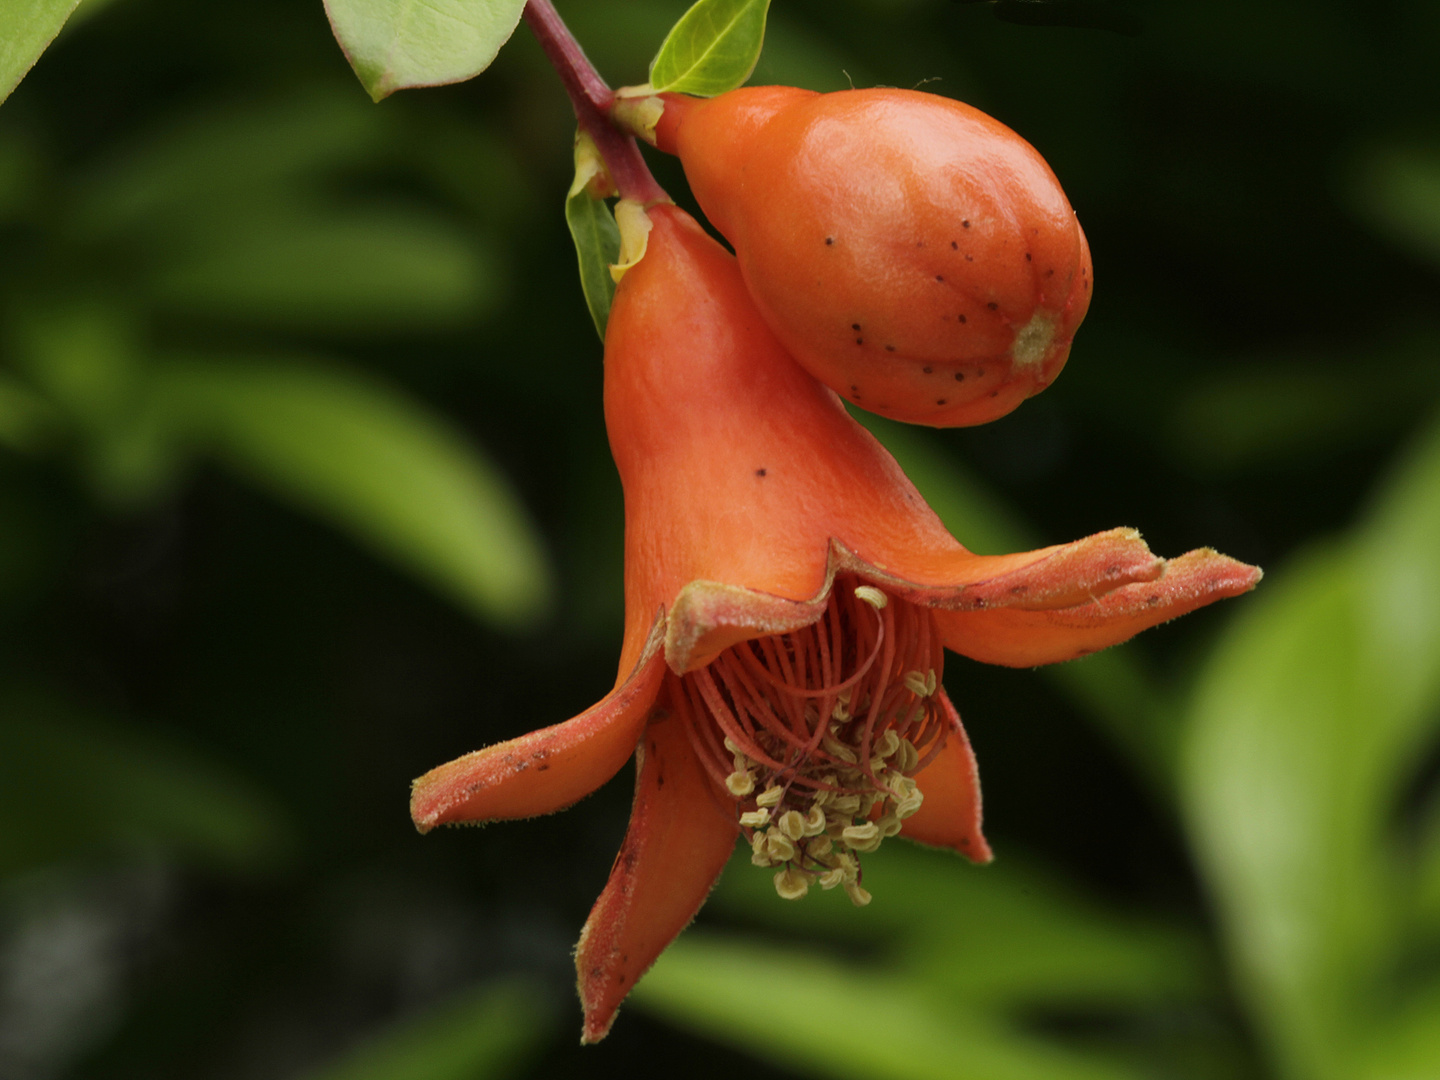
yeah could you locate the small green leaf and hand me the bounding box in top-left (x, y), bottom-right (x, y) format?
top-left (565, 134), bottom-right (620, 341)
top-left (634, 935), bottom-right (1145, 1080)
top-left (0, 0), bottom-right (82, 105)
top-left (157, 356), bottom-right (553, 629)
top-left (324, 0), bottom-right (527, 102)
top-left (302, 979), bottom-right (551, 1080)
top-left (649, 0), bottom-right (771, 96)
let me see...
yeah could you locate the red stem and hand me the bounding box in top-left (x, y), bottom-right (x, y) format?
top-left (523, 0), bottom-right (668, 204)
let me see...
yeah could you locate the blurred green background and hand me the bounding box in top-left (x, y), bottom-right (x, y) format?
top-left (2, 1), bottom-right (1439, 1078)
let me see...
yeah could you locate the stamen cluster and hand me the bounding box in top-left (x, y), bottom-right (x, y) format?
top-left (673, 578), bottom-right (949, 905)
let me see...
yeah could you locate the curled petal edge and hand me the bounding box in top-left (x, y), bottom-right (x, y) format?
top-left (411, 617), bottom-right (668, 831)
top-left (935, 548), bottom-right (1264, 667)
top-left (666, 527), bottom-right (1169, 672)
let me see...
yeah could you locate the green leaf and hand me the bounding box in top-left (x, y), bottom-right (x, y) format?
top-left (0, 690), bottom-right (293, 876)
top-left (564, 135), bottom-right (620, 342)
top-left (8, 301), bottom-right (182, 505)
top-left (649, 0), bottom-right (771, 96)
top-left (1347, 142), bottom-right (1440, 270)
top-left (1357, 976), bottom-right (1440, 1080)
top-left (0, 0), bottom-right (82, 105)
top-left (324, 0), bottom-right (527, 102)
top-left (144, 210), bottom-right (498, 334)
top-left (302, 979), bottom-right (550, 1080)
top-left (156, 356), bottom-right (552, 629)
top-left (1182, 413), bottom-right (1440, 1080)
top-left (0, 371), bottom-right (59, 453)
top-left (634, 934), bottom-right (1146, 1080)
top-left (711, 844), bottom-right (1210, 1009)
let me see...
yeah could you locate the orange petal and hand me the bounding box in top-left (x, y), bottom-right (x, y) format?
top-left (900, 690), bottom-right (992, 863)
top-left (410, 638), bottom-right (667, 832)
top-left (935, 548), bottom-right (1263, 667)
top-left (664, 528), bottom-right (1166, 674)
top-left (873, 526), bottom-right (1165, 611)
top-left (576, 682), bottom-right (739, 1044)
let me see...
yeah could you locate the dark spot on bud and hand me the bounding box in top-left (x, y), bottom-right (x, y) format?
top-left (825, 237), bottom-right (834, 245)
top-left (536, 763), bottom-right (550, 771)
top-left (989, 390), bottom-right (999, 397)
top-left (951, 241), bottom-right (959, 249)
top-left (936, 399), bottom-right (947, 406)
top-left (958, 314), bottom-right (967, 323)
top-left (977, 367), bottom-right (986, 376)
top-left (1024, 253), bottom-right (1032, 262)
top-left (987, 302), bottom-right (998, 311)
top-left (962, 220), bottom-right (971, 228)
top-left (935, 275), bottom-right (944, 282)
top-left (1045, 268), bottom-right (1055, 278)
top-left (850, 385), bottom-right (859, 392)
top-left (855, 337), bottom-right (864, 345)
top-left (755, 468), bottom-right (767, 477)
top-left (964, 254), bottom-right (973, 262)
top-left (954, 372), bottom-right (965, 381)
top-left (885, 344), bottom-right (896, 352)
top-left (922, 366), bottom-right (933, 374)
top-left (851, 323), bottom-right (861, 331)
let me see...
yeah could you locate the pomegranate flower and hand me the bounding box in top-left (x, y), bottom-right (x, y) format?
top-left (410, 204), bottom-right (1260, 1043)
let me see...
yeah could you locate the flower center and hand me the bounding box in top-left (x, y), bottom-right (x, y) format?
top-left (671, 576), bottom-right (948, 905)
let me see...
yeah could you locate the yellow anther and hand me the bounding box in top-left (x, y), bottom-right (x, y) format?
top-left (829, 793), bottom-right (861, 816)
top-left (766, 832), bottom-right (797, 862)
top-left (774, 867), bottom-right (811, 901)
top-left (817, 868), bottom-right (844, 889)
top-left (808, 835), bottom-right (833, 858)
top-left (854, 584), bottom-right (888, 609)
top-left (822, 736), bottom-right (858, 764)
top-left (896, 791), bottom-right (924, 819)
top-left (842, 822), bottom-right (880, 845)
top-left (723, 736), bottom-right (743, 756)
top-left (925, 669), bottom-right (938, 696)
top-left (726, 771), bottom-right (755, 797)
top-left (844, 881), bottom-right (873, 907)
top-left (802, 806), bottom-right (827, 836)
top-left (877, 813), bottom-right (903, 837)
top-left (756, 785), bottom-right (785, 808)
top-left (777, 810), bottom-right (806, 841)
top-left (875, 730), bottom-right (900, 759)
top-left (903, 670), bottom-right (930, 697)
top-left (896, 739), bottom-right (920, 773)
top-left (740, 808), bottom-right (771, 828)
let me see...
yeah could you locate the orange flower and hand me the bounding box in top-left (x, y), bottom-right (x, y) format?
top-left (409, 204), bottom-right (1260, 1043)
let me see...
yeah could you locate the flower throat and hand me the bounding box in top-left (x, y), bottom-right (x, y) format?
top-left (671, 576), bottom-right (948, 905)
